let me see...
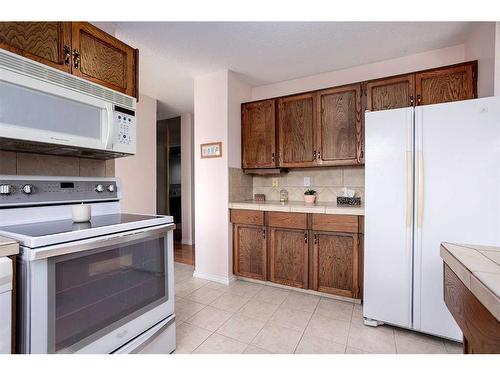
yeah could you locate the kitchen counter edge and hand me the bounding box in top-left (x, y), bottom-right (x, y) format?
top-left (229, 201), bottom-right (365, 216)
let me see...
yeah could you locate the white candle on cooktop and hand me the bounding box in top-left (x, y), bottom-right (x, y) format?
top-left (72, 203), bottom-right (91, 223)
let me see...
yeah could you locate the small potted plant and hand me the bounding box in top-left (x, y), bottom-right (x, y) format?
top-left (304, 189), bottom-right (317, 204)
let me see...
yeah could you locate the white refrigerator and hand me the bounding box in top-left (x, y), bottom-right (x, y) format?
top-left (364, 96), bottom-right (500, 341)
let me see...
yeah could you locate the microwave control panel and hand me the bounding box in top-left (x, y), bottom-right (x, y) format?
top-left (112, 105), bottom-right (136, 153)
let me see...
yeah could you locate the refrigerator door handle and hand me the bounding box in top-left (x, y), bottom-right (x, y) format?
top-left (417, 151), bottom-right (424, 228)
top-left (406, 150), bottom-right (413, 227)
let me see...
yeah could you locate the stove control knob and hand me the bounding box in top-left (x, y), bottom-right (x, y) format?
top-left (0, 184), bottom-right (12, 195)
top-left (107, 184), bottom-right (115, 193)
top-left (22, 184), bottom-right (33, 195)
top-left (95, 184), bottom-right (105, 193)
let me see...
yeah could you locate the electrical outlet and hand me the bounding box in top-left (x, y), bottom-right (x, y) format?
top-left (303, 177), bottom-right (311, 187)
top-left (272, 178), bottom-right (279, 187)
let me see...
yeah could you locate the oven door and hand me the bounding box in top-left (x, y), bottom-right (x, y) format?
top-left (23, 225), bottom-right (174, 354)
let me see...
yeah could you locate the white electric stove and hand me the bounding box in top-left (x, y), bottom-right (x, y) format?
top-left (0, 175), bottom-right (176, 354)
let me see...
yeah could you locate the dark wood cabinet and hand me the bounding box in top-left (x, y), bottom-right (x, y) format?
top-left (365, 74), bottom-right (415, 111)
top-left (233, 224), bottom-right (267, 281)
top-left (0, 22), bottom-right (139, 98)
top-left (278, 93), bottom-right (316, 168)
top-left (311, 231), bottom-right (359, 298)
top-left (316, 84), bottom-right (363, 166)
top-left (269, 227), bottom-right (309, 289)
top-left (0, 22), bottom-right (72, 73)
top-left (72, 22), bottom-right (138, 97)
top-left (241, 100), bottom-right (277, 168)
top-left (415, 62), bottom-right (476, 106)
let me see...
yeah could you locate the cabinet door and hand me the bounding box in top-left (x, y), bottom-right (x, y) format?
top-left (0, 22), bottom-right (72, 73)
top-left (71, 22), bottom-right (137, 97)
top-left (269, 228), bottom-right (309, 288)
top-left (317, 84), bottom-right (363, 166)
top-left (233, 225), bottom-right (267, 280)
top-left (312, 232), bottom-right (359, 298)
top-left (242, 100), bottom-right (276, 168)
top-left (415, 62), bottom-right (476, 106)
top-left (365, 74), bottom-right (415, 111)
top-left (278, 93), bottom-right (316, 167)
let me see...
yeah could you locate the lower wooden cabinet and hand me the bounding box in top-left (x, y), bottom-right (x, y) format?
top-left (233, 224), bottom-right (267, 280)
top-left (230, 209), bottom-right (363, 299)
top-left (311, 231), bottom-right (359, 298)
top-left (269, 228), bottom-right (309, 289)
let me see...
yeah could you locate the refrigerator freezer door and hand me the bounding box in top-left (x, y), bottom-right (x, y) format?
top-left (364, 107), bottom-right (414, 328)
top-left (414, 97), bottom-right (500, 340)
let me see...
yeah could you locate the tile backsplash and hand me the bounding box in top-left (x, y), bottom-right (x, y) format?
top-left (0, 151), bottom-right (115, 177)
top-left (228, 167), bottom-right (365, 203)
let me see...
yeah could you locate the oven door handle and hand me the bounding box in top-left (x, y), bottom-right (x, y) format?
top-left (29, 223), bottom-right (176, 260)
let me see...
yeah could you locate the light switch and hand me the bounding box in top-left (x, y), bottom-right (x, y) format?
top-left (303, 177), bottom-right (311, 187)
top-left (272, 178), bottom-right (279, 187)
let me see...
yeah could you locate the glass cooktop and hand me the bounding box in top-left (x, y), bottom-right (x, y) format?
top-left (0, 213), bottom-right (170, 238)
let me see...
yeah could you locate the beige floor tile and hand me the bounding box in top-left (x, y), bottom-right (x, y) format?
top-left (239, 299), bottom-right (281, 321)
top-left (394, 328), bottom-right (447, 354)
top-left (210, 292), bottom-right (251, 313)
top-left (315, 298), bottom-right (354, 322)
top-left (192, 333), bottom-right (247, 354)
top-left (217, 313), bottom-right (266, 343)
top-left (243, 345), bottom-right (273, 354)
top-left (353, 304), bottom-right (363, 318)
top-left (186, 286), bottom-right (225, 304)
top-left (253, 286), bottom-right (290, 305)
top-left (204, 281), bottom-right (231, 291)
top-left (295, 334), bottom-right (346, 354)
top-left (186, 306), bottom-right (233, 332)
top-left (346, 346), bottom-right (368, 354)
top-left (175, 278), bottom-right (209, 297)
top-left (350, 313), bottom-right (366, 328)
top-left (304, 313), bottom-right (350, 345)
top-left (269, 306), bottom-right (313, 332)
top-left (175, 299), bottom-right (207, 323)
top-left (348, 325), bottom-right (396, 354)
top-left (228, 280), bottom-right (264, 298)
top-left (444, 340), bottom-right (463, 354)
top-left (174, 268), bottom-right (194, 283)
top-left (173, 323), bottom-right (212, 354)
top-left (251, 323), bottom-right (303, 354)
top-left (281, 291), bottom-right (320, 313)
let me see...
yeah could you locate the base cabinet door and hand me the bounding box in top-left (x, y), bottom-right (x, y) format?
top-left (269, 228), bottom-right (309, 289)
top-left (0, 22), bottom-right (72, 73)
top-left (233, 224), bottom-right (267, 280)
top-left (312, 231), bottom-right (359, 298)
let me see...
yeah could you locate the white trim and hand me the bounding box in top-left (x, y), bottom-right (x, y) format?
top-left (192, 271), bottom-right (236, 285)
top-left (181, 240), bottom-right (194, 245)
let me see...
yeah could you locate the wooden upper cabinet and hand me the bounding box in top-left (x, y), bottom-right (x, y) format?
top-left (366, 74), bottom-right (415, 111)
top-left (233, 224), bottom-right (267, 281)
top-left (278, 93), bottom-right (316, 167)
top-left (316, 84), bottom-right (363, 166)
top-left (241, 100), bottom-right (276, 169)
top-left (269, 228), bottom-right (309, 289)
top-left (312, 231), bottom-right (359, 298)
top-left (0, 22), bottom-right (72, 73)
top-left (71, 22), bottom-right (137, 97)
top-left (415, 62), bottom-right (476, 106)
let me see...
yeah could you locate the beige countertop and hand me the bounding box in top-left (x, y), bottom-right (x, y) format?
top-left (440, 242), bottom-right (500, 321)
top-left (229, 200), bottom-right (365, 216)
top-left (0, 236), bottom-right (19, 257)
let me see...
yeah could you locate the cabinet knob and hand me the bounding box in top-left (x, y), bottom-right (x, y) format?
top-left (64, 45), bottom-right (71, 65)
top-left (73, 49), bottom-right (80, 69)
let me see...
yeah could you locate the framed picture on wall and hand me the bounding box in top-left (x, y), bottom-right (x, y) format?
top-left (200, 142), bottom-right (222, 158)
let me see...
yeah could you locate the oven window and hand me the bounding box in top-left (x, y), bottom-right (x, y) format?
top-left (48, 236), bottom-right (167, 353)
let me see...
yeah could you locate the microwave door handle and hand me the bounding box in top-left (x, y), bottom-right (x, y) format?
top-left (104, 105), bottom-right (114, 150)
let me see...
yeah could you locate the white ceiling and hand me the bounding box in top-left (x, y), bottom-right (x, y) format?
top-left (98, 22), bottom-right (478, 119)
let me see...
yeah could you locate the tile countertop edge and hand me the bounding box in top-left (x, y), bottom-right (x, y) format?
top-left (0, 236), bottom-right (19, 257)
top-left (229, 201), bottom-right (365, 216)
top-left (440, 242), bottom-right (500, 321)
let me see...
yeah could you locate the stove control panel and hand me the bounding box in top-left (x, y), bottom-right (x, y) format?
top-left (0, 178), bottom-right (119, 207)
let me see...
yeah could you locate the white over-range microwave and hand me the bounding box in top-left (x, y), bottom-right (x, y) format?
top-left (0, 49), bottom-right (136, 158)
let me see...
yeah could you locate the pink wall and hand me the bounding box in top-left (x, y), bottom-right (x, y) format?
top-left (115, 94), bottom-right (157, 215)
top-left (252, 45), bottom-right (466, 100)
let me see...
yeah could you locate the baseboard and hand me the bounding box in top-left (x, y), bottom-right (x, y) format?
top-left (192, 270), bottom-right (236, 285)
top-left (181, 239), bottom-right (194, 245)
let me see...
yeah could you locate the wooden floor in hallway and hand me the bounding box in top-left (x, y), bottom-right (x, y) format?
top-left (174, 242), bottom-right (195, 266)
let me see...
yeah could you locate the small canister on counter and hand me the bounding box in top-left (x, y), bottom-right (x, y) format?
top-left (279, 189), bottom-right (289, 203)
